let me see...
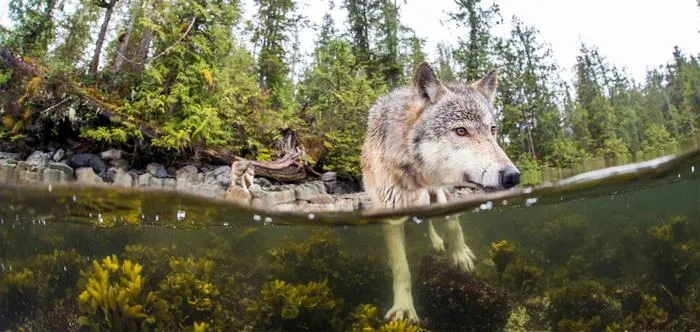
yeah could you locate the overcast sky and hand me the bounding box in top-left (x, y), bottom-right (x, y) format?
top-left (2, 0), bottom-right (699, 83)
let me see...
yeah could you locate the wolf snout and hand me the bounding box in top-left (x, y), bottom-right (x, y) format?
top-left (499, 165), bottom-right (520, 189)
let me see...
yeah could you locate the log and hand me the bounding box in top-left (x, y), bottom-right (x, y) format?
top-left (201, 148), bottom-right (311, 183)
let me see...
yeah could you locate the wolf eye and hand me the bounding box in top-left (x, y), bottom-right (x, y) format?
top-left (454, 127), bottom-right (469, 137)
top-left (490, 126), bottom-right (497, 135)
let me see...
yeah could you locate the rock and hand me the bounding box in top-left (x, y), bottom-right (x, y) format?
top-left (66, 154), bottom-right (106, 177)
top-left (166, 166), bottom-right (177, 176)
top-left (147, 163), bottom-right (168, 178)
top-left (137, 173), bottom-right (152, 187)
top-left (113, 159), bottom-right (129, 171)
top-left (254, 177), bottom-right (272, 188)
top-left (0, 152), bottom-right (20, 161)
top-left (162, 178), bottom-right (176, 189)
top-left (294, 181), bottom-right (327, 201)
top-left (100, 149), bottom-right (123, 160)
top-left (307, 195), bottom-right (335, 204)
top-left (76, 167), bottom-right (104, 184)
top-left (46, 162), bottom-right (74, 179)
top-left (204, 166), bottom-right (231, 187)
top-left (224, 187), bottom-right (252, 204)
top-left (112, 170), bottom-right (134, 187)
top-left (258, 189), bottom-right (297, 206)
top-left (321, 172), bottom-right (337, 182)
top-left (149, 176), bottom-right (164, 187)
top-left (26, 151), bottom-right (50, 168)
top-left (52, 149), bottom-right (65, 162)
top-left (176, 165), bottom-right (203, 191)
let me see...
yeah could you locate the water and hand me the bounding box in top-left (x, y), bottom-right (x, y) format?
top-left (0, 148), bottom-right (699, 331)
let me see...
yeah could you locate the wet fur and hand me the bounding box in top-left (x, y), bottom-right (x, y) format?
top-left (360, 62), bottom-right (518, 323)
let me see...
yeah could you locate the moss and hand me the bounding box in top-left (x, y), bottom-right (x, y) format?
top-left (415, 251), bottom-right (511, 332)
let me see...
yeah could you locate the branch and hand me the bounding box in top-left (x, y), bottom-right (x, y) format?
top-left (114, 17), bottom-right (197, 66)
top-left (40, 98), bottom-right (70, 114)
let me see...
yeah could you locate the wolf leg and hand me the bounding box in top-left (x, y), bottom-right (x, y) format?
top-left (427, 221), bottom-right (445, 252)
top-left (435, 189), bottom-right (476, 272)
top-left (383, 220), bottom-right (419, 323)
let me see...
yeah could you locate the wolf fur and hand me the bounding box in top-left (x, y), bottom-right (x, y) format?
top-left (230, 160), bottom-right (255, 192)
top-left (360, 61), bottom-right (520, 323)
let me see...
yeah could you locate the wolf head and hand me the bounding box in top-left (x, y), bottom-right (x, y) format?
top-left (410, 62), bottom-right (520, 190)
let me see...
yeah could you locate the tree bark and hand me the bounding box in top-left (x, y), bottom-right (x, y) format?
top-left (113, 0), bottom-right (142, 72)
top-left (89, 0), bottom-right (119, 77)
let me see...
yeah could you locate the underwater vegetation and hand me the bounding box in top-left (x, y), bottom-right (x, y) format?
top-left (0, 210), bottom-right (699, 331)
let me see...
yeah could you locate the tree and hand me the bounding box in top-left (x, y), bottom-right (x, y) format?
top-left (6, 0), bottom-right (62, 57)
top-left (88, 0), bottom-right (119, 77)
top-left (448, 0), bottom-right (501, 81)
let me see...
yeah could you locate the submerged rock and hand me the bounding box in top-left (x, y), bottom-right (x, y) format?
top-left (416, 251), bottom-right (511, 332)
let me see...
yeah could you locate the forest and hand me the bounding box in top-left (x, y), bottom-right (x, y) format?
top-left (0, 0), bottom-right (699, 179)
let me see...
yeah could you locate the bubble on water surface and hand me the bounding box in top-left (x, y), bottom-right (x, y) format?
top-left (480, 201), bottom-right (493, 210)
top-left (253, 214), bottom-right (261, 221)
top-left (412, 216), bottom-right (423, 224)
top-left (176, 210), bottom-right (186, 221)
top-left (525, 198), bottom-right (538, 207)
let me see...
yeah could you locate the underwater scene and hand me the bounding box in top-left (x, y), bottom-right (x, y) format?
top-left (0, 148), bottom-right (699, 332)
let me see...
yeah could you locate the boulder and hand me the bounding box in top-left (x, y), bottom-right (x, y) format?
top-left (52, 149), bottom-right (65, 162)
top-left (76, 167), bottom-right (104, 184)
top-left (100, 149), bottom-right (123, 160)
top-left (26, 151), bottom-right (50, 168)
top-left (147, 163), bottom-right (168, 178)
top-left (112, 169), bottom-right (134, 187)
top-left (66, 154), bottom-right (106, 177)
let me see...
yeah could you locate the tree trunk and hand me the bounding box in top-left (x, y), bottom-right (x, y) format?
top-left (89, 0), bottom-right (119, 77)
top-left (113, 0), bottom-right (142, 72)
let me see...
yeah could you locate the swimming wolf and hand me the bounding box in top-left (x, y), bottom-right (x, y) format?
top-left (360, 61), bottom-right (520, 323)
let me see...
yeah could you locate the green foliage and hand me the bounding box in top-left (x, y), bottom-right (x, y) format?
top-left (640, 123), bottom-right (678, 156)
top-left (548, 279), bottom-right (622, 331)
top-left (644, 216), bottom-right (700, 296)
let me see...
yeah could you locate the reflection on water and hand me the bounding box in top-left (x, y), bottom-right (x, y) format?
top-left (0, 148), bottom-right (699, 331)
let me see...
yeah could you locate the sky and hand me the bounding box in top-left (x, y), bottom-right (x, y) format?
top-left (2, 0), bottom-right (699, 84)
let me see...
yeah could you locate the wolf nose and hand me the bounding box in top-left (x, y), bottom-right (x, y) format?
top-left (499, 166), bottom-right (520, 189)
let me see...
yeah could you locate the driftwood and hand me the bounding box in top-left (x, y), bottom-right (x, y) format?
top-left (202, 148), bottom-right (316, 182)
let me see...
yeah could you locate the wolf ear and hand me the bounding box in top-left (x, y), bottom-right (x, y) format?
top-left (412, 62), bottom-right (444, 104)
top-left (473, 68), bottom-right (498, 104)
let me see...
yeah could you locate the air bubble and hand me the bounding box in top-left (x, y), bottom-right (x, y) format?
top-left (308, 213), bottom-right (315, 220)
top-left (523, 187), bottom-right (533, 194)
top-left (253, 214), bottom-right (261, 221)
top-left (223, 222), bottom-right (230, 227)
top-left (692, 166), bottom-right (695, 173)
top-left (48, 184), bottom-right (52, 192)
top-left (480, 201), bottom-right (493, 210)
top-left (155, 215), bottom-right (159, 221)
top-left (412, 216), bottom-right (423, 224)
top-left (264, 217), bottom-right (272, 224)
top-left (63, 265), bottom-right (67, 272)
top-left (176, 210), bottom-right (186, 221)
top-left (525, 197), bottom-right (538, 207)
top-left (72, 195), bottom-right (77, 202)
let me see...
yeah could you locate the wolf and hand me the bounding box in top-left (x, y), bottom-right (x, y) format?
top-left (230, 159), bottom-right (255, 192)
top-left (360, 61), bottom-right (520, 323)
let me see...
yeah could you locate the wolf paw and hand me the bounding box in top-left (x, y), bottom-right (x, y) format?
top-left (385, 303), bottom-right (419, 324)
top-left (448, 242), bottom-right (476, 272)
top-left (429, 233), bottom-right (445, 252)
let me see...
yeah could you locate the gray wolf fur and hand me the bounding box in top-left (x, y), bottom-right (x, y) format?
top-left (230, 160), bottom-right (255, 192)
top-left (360, 61), bottom-right (520, 323)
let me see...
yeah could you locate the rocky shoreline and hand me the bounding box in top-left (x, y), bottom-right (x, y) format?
top-left (0, 148), bottom-right (374, 212)
top-left (0, 148), bottom-right (481, 212)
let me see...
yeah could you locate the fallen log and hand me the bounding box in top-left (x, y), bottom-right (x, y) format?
top-left (202, 148), bottom-right (312, 183)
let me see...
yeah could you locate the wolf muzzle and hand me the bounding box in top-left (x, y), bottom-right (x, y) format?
top-left (499, 165), bottom-right (521, 189)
